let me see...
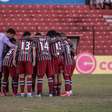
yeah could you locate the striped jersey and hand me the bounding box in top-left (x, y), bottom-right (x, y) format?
top-left (3, 48), bottom-right (15, 67)
top-left (63, 38), bottom-right (73, 65)
top-left (17, 38), bottom-right (34, 62)
top-left (34, 36), bottom-right (51, 61)
top-left (50, 37), bottom-right (64, 58)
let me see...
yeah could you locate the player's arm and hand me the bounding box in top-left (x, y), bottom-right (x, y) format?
top-left (3, 36), bottom-right (16, 48)
top-left (13, 45), bottom-right (18, 66)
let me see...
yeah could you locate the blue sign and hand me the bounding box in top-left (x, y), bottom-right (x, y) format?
top-left (0, 0), bottom-right (85, 4)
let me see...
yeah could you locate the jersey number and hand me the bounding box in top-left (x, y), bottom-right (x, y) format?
top-left (40, 41), bottom-right (49, 51)
top-left (55, 42), bottom-right (62, 50)
top-left (7, 49), bottom-right (13, 56)
top-left (21, 42), bottom-right (31, 50)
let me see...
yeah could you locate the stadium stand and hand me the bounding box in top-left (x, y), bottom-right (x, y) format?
top-left (0, 4), bottom-right (112, 55)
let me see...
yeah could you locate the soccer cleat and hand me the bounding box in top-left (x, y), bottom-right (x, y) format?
top-left (32, 92), bottom-right (36, 96)
top-left (49, 94), bottom-right (53, 97)
top-left (0, 92), bottom-right (7, 96)
top-left (69, 90), bottom-right (73, 96)
top-left (17, 93), bottom-right (25, 97)
top-left (27, 93), bottom-right (32, 97)
top-left (61, 91), bottom-right (72, 96)
top-left (36, 94), bottom-right (42, 97)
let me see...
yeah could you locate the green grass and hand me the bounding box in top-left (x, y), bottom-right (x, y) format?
top-left (0, 74), bottom-right (112, 112)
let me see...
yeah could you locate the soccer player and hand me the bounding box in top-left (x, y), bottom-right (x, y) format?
top-left (32, 32), bottom-right (42, 94)
top-left (61, 36), bottom-right (73, 96)
top-left (47, 30), bottom-right (64, 96)
top-left (2, 38), bottom-right (18, 96)
top-left (2, 37), bottom-right (17, 95)
top-left (0, 28), bottom-right (16, 95)
top-left (13, 31), bottom-right (36, 97)
top-left (33, 34), bottom-right (54, 97)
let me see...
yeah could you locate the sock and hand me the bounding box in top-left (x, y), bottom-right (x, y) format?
top-left (32, 74), bottom-right (36, 92)
top-left (57, 75), bottom-right (62, 96)
top-left (64, 75), bottom-right (71, 92)
top-left (19, 76), bottom-right (25, 94)
top-left (6, 81), bottom-right (9, 93)
top-left (26, 76), bottom-right (32, 93)
top-left (12, 76), bottom-right (18, 95)
top-left (48, 77), bottom-right (53, 95)
top-left (52, 76), bottom-right (57, 96)
top-left (3, 69), bottom-right (9, 93)
top-left (69, 76), bottom-right (72, 91)
top-left (37, 78), bottom-right (43, 95)
top-left (2, 81), bottom-right (7, 95)
top-left (57, 83), bottom-right (61, 96)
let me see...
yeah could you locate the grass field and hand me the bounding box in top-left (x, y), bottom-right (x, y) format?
top-left (0, 74), bottom-right (112, 112)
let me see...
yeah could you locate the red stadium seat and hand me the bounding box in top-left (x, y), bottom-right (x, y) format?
top-left (0, 4), bottom-right (111, 55)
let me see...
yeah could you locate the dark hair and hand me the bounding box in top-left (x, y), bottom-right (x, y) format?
top-left (10, 38), bottom-right (16, 44)
top-left (56, 32), bottom-right (61, 37)
top-left (22, 31), bottom-right (31, 37)
top-left (46, 30), bottom-right (57, 38)
top-left (60, 32), bottom-right (66, 37)
top-left (6, 28), bottom-right (16, 35)
top-left (35, 32), bottom-right (42, 36)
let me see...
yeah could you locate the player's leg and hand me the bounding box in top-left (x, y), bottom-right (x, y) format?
top-left (19, 74), bottom-right (25, 96)
top-left (69, 61), bottom-right (76, 95)
top-left (0, 72), bottom-right (2, 95)
top-left (32, 65), bottom-right (37, 93)
top-left (26, 75), bottom-right (32, 97)
top-left (12, 75), bottom-right (18, 96)
top-left (10, 66), bottom-right (18, 96)
top-left (52, 74), bottom-right (58, 96)
top-left (17, 61), bottom-right (25, 96)
top-left (56, 58), bottom-right (64, 96)
top-left (36, 60), bottom-right (46, 96)
top-left (56, 73), bottom-right (62, 96)
top-left (0, 60), bottom-right (3, 94)
top-left (47, 60), bottom-right (54, 97)
top-left (37, 75), bottom-right (44, 96)
top-left (2, 66), bottom-right (9, 96)
top-left (61, 65), bottom-right (72, 96)
top-left (25, 62), bottom-right (33, 97)
top-left (51, 58), bottom-right (57, 96)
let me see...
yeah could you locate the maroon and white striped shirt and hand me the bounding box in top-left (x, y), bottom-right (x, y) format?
top-left (50, 37), bottom-right (64, 58)
top-left (3, 48), bottom-right (15, 67)
top-left (17, 38), bottom-right (34, 62)
top-left (63, 39), bottom-right (73, 65)
top-left (34, 36), bottom-right (51, 61)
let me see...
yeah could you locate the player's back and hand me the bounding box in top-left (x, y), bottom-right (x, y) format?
top-left (3, 48), bottom-right (15, 67)
top-left (50, 37), bottom-right (64, 57)
top-left (62, 38), bottom-right (73, 65)
top-left (17, 37), bottom-right (33, 62)
top-left (34, 36), bottom-right (51, 61)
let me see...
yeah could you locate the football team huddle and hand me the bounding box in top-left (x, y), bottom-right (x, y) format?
top-left (0, 29), bottom-right (77, 97)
